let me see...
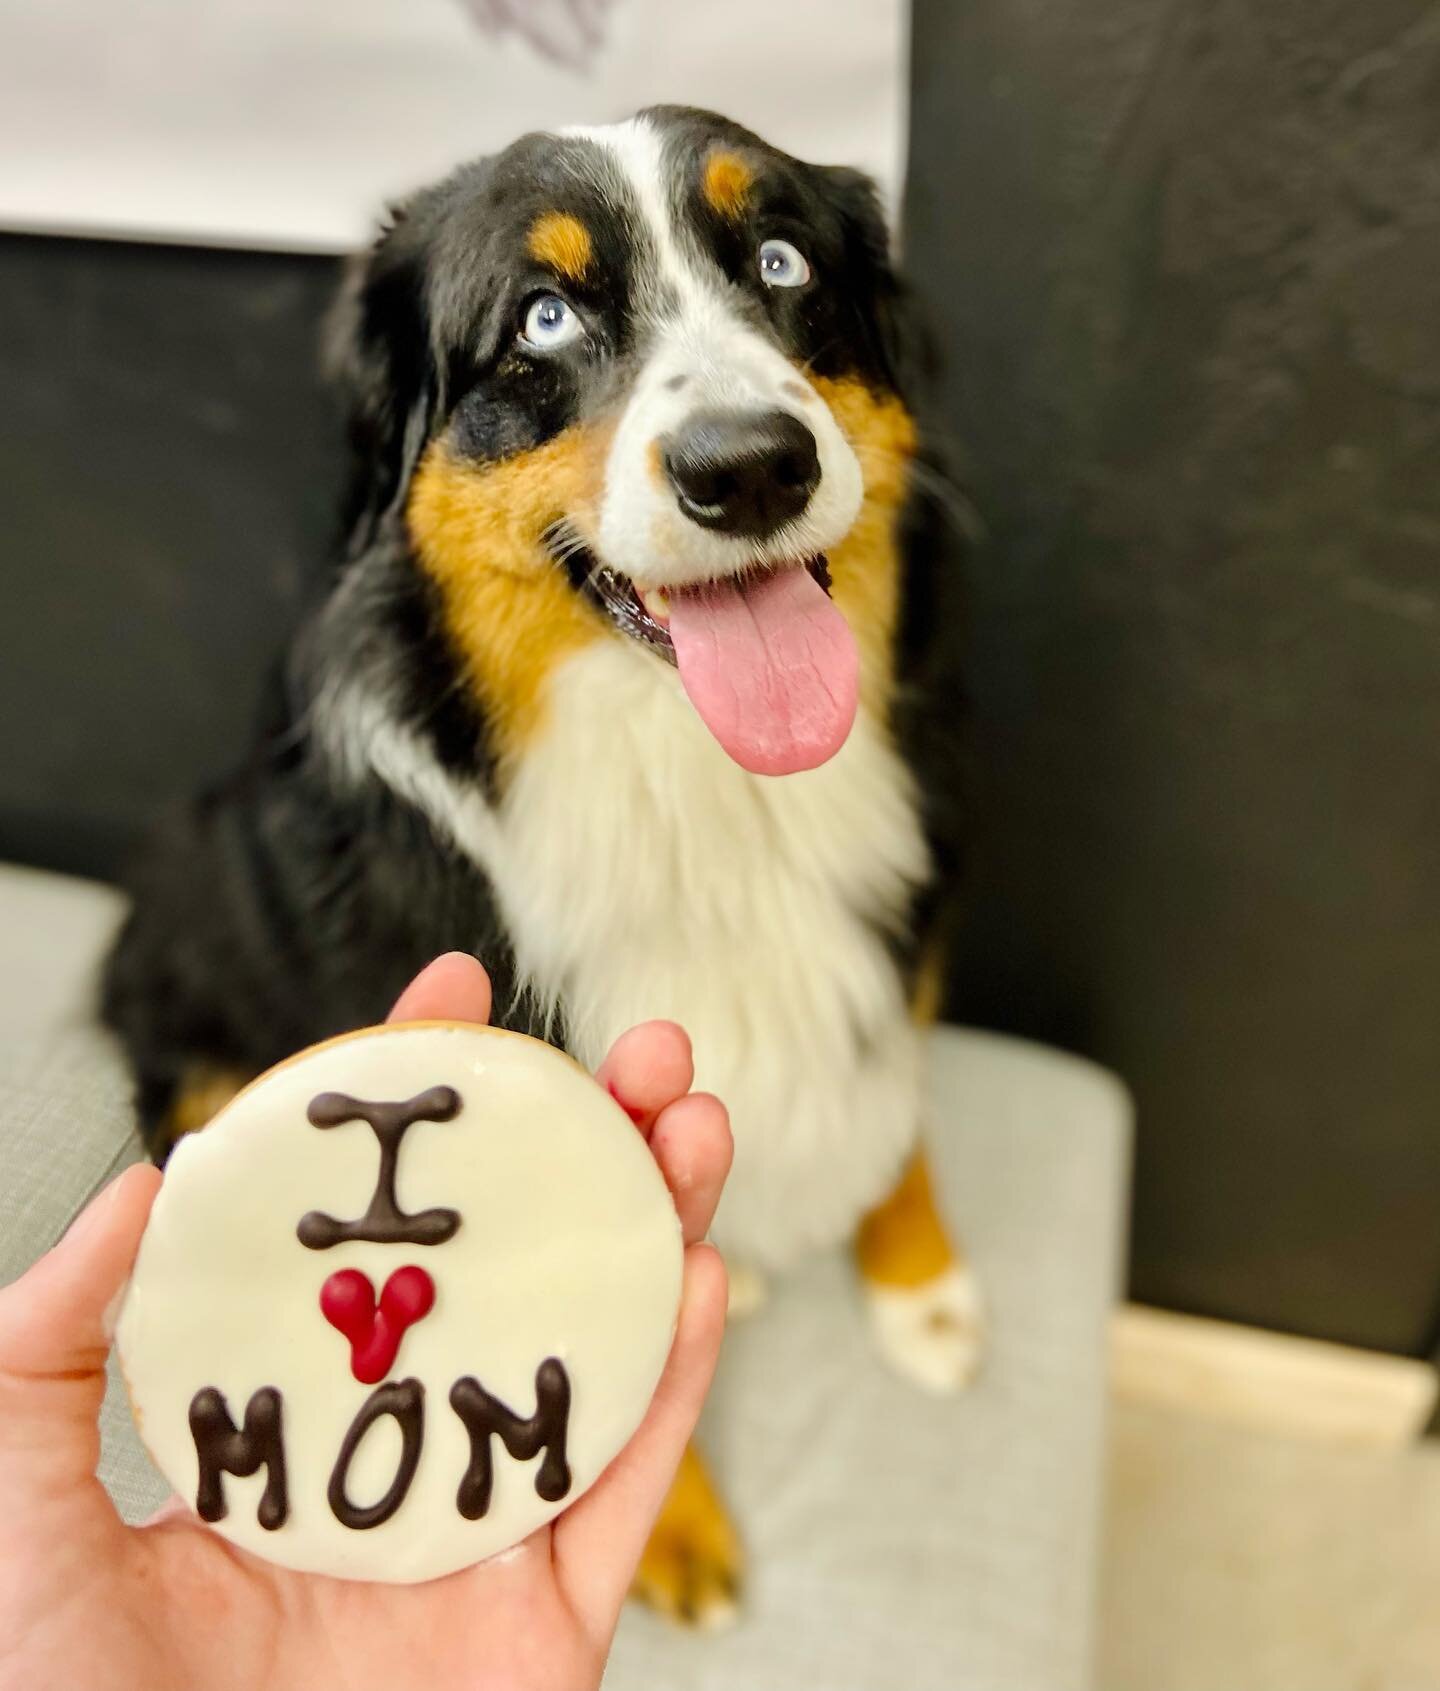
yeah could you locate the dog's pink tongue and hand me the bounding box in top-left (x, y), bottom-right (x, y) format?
top-left (667, 565), bottom-right (859, 775)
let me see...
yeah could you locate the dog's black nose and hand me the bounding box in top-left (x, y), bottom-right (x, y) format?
top-left (662, 409), bottom-right (821, 539)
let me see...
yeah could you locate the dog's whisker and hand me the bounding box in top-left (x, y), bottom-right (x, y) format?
top-left (850, 442), bottom-right (982, 539)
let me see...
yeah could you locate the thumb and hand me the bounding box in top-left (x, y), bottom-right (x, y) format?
top-left (0, 1163), bottom-right (160, 1526)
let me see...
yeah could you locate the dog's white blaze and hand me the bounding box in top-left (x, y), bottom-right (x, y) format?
top-left (563, 117), bottom-right (700, 316)
top-left (565, 116), bottom-right (864, 589)
top-left (319, 639), bottom-right (929, 1272)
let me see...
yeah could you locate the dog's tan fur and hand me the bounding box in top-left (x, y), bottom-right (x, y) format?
top-left (526, 211), bottom-right (594, 283)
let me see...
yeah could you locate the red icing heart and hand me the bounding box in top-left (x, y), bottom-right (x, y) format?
top-left (320, 1266), bottom-right (436, 1384)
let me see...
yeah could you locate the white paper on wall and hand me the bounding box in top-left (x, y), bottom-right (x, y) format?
top-left (0, 0), bottom-right (907, 253)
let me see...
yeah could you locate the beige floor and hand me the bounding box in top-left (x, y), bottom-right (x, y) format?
top-left (1099, 1400), bottom-right (1440, 1691)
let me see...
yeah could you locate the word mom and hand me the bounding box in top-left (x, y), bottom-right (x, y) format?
top-left (189, 1358), bottom-right (573, 1531)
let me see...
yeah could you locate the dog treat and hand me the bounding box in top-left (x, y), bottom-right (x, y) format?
top-left (116, 1022), bottom-right (684, 1583)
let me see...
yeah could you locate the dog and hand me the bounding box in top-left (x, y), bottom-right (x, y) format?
top-left (102, 104), bottom-right (976, 1624)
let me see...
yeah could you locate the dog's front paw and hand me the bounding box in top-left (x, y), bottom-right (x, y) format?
top-left (633, 1522), bottom-right (742, 1631)
top-left (864, 1262), bottom-right (986, 1394)
top-left (632, 1444), bottom-right (743, 1629)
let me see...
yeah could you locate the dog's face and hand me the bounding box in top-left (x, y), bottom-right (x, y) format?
top-left (334, 106), bottom-right (918, 777)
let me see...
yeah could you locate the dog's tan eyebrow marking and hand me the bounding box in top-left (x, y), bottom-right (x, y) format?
top-left (702, 150), bottom-right (754, 220)
top-left (527, 212), bottom-right (593, 282)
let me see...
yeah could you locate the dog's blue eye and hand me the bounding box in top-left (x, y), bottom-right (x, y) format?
top-left (522, 294), bottom-right (583, 349)
top-left (758, 238), bottom-right (811, 289)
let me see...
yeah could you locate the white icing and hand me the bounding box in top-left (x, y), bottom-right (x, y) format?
top-left (116, 1023), bottom-right (683, 1583)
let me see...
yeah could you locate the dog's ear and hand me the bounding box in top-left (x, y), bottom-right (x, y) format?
top-left (819, 166), bottom-right (934, 400)
top-left (325, 203), bottom-right (437, 555)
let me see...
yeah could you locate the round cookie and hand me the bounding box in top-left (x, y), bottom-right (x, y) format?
top-left (116, 1022), bottom-right (684, 1583)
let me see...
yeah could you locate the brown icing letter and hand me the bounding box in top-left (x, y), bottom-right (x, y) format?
top-left (328, 1378), bottom-right (426, 1530)
top-left (189, 1385), bottom-right (288, 1530)
top-left (298, 1085), bottom-right (462, 1250)
top-left (449, 1358), bottom-right (572, 1520)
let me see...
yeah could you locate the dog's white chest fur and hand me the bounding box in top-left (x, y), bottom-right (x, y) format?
top-left (486, 640), bottom-right (931, 1271)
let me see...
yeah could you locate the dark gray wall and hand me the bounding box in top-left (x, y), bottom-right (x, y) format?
top-left (1, 0), bottom-right (1438, 1353)
top-left (908, 1), bottom-right (1440, 1353)
top-left (0, 239), bottom-right (339, 875)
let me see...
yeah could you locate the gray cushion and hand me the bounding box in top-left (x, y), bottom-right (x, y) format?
top-left (0, 864), bottom-right (1130, 1691)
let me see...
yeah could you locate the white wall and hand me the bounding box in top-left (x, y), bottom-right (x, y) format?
top-left (0, 0), bottom-right (907, 252)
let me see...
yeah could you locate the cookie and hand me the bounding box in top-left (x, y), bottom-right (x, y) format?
top-left (116, 1022), bottom-right (684, 1582)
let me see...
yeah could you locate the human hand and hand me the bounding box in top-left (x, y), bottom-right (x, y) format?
top-left (0, 953), bottom-right (731, 1691)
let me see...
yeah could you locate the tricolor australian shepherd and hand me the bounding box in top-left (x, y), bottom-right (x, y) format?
top-left (103, 106), bottom-right (975, 1622)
